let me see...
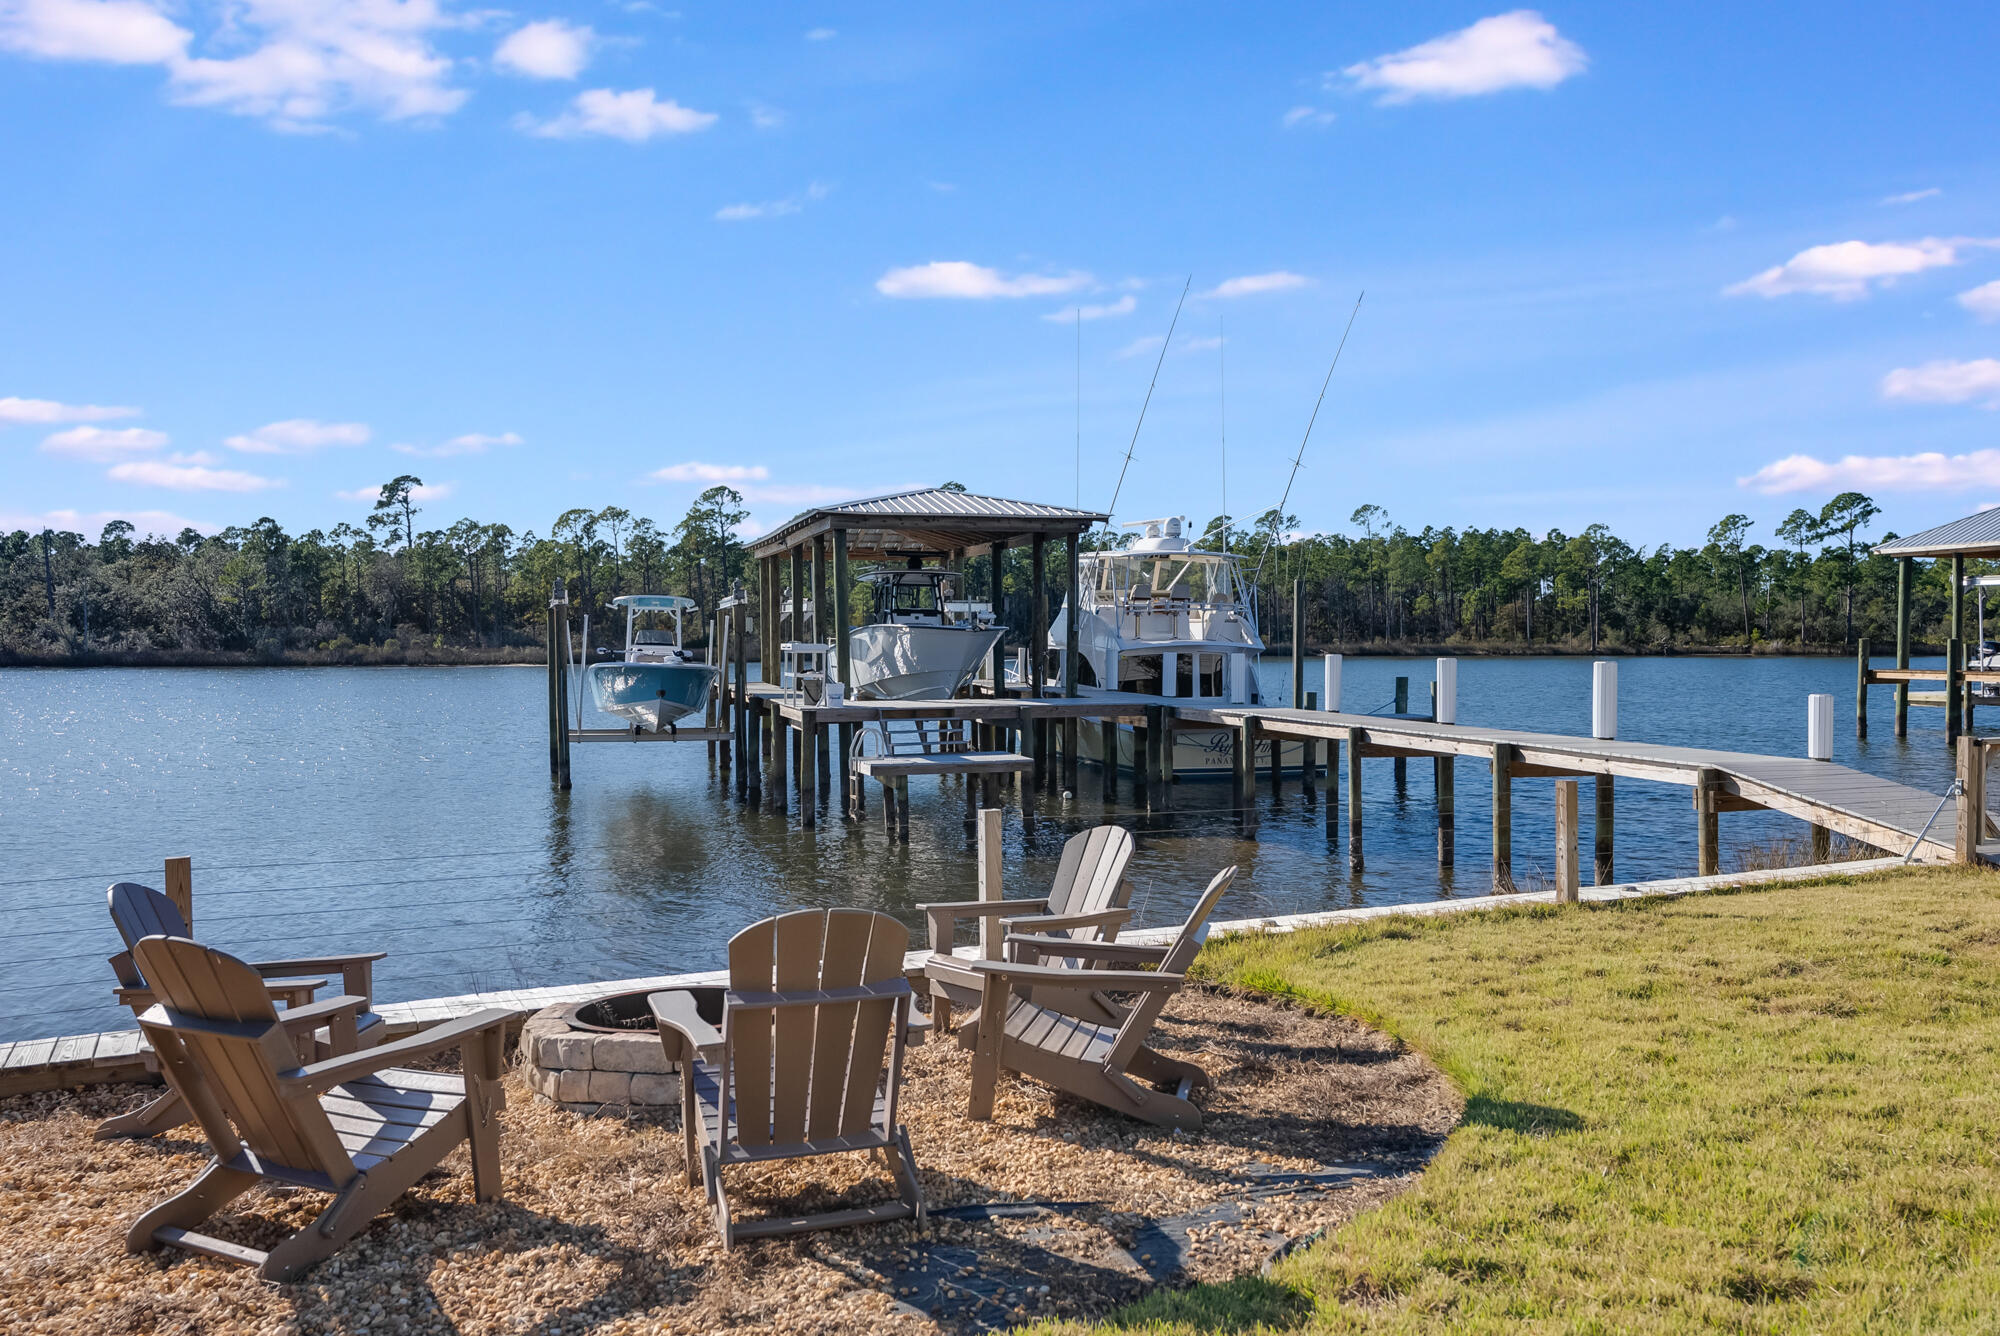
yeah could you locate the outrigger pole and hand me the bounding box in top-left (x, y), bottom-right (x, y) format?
top-left (1252, 290), bottom-right (1363, 590)
top-left (1105, 274), bottom-right (1192, 526)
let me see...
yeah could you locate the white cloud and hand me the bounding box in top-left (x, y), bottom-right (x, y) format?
top-left (1740, 449), bottom-right (2000, 495)
top-left (392, 431), bottom-right (523, 457)
top-left (741, 481), bottom-right (877, 506)
top-left (518, 87), bottom-right (717, 140)
top-left (804, 27), bottom-right (834, 41)
top-left (0, 506), bottom-right (217, 537)
top-left (0, 395), bottom-right (139, 425)
top-left (495, 19), bottom-right (591, 80)
top-left (108, 458), bottom-right (281, 491)
top-left (335, 480), bottom-right (455, 502)
top-left (0, 0), bottom-right (187, 64)
top-left (747, 101), bottom-right (783, 129)
top-left (1281, 105), bottom-right (1335, 129)
top-left (1179, 335), bottom-right (1223, 353)
top-left (1201, 271), bottom-right (1311, 299)
top-left (1880, 358), bottom-right (2000, 407)
top-left (651, 461), bottom-right (770, 483)
top-left (1883, 187), bottom-right (1941, 206)
top-left (39, 424), bottom-right (169, 459)
top-left (1114, 335), bottom-right (1163, 359)
top-left (1340, 10), bottom-right (1586, 104)
top-left (1958, 280), bottom-right (2000, 321)
top-left (875, 261), bottom-right (1091, 300)
top-left (715, 181), bottom-right (829, 222)
top-left (1724, 237), bottom-right (1993, 300)
top-left (224, 418), bottom-right (371, 453)
top-left (1043, 295), bottom-right (1136, 323)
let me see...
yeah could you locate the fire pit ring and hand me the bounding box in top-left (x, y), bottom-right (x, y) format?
top-left (521, 986), bottom-right (724, 1116)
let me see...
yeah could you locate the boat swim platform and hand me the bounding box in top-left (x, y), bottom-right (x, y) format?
top-left (739, 682), bottom-right (1969, 866)
top-left (0, 855), bottom-right (1911, 1097)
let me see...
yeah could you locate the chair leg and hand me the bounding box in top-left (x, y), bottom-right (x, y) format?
top-left (126, 1160), bottom-right (258, 1255)
top-left (1125, 1046), bottom-right (1211, 1093)
top-left (892, 1126), bottom-right (926, 1225)
top-left (708, 1152), bottom-right (734, 1251)
top-left (466, 1085), bottom-right (504, 1203)
top-left (968, 978), bottom-right (1007, 1121)
top-left (95, 1087), bottom-right (189, 1141)
top-left (681, 1065), bottom-right (701, 1187)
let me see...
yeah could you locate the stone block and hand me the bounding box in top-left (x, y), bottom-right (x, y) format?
top-left (555, 1068), bottom-right (592, 1103)
top-left (587, 1069), bottom-right (632, 1105)
top-left (592, 1032), bottom-right (672, 1074)
top-left (629, 1072), bottom-right (679, 1106)
top-left (551, 1035), bottom-right (596, 1071)
top-left (533, 1066), bottom-right (563, 1101)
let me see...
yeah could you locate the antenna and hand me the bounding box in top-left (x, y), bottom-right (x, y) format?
top-left (1253, 291), bottom-right (1363, 589)
top-left (1075, 306), bottom-right (1081, 509)
top-left (1105, 274), bottom-right (1191, 525)
top-left (1219, 313), bottom-right (1227, 555)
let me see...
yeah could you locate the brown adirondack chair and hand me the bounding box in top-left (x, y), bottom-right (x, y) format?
top-left (98, 881), bottom-right (388, 1141)
top-left (649, 908), bottom-right (923, 1249)
top-left (124, 934), bottom-right (509, 1281)
top-left (965, 865), bottom-right (1236, 1132)
top-left (920, 824), bottom-right (1136, 1033)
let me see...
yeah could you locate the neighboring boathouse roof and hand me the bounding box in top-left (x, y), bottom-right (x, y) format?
top-left (1873, 507), bottom-right (2000, 559)
top-left (749, 487), bottom-right (1108, 561)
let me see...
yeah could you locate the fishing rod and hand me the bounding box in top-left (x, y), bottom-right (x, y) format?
top-left (1104, 274), bottom-right (1192, 526)
top-left (1251, 290), bottom-right (1363, 588)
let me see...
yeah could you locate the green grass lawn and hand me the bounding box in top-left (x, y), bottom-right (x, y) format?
top-left (1059, 867), bottom-right (2000, 1333)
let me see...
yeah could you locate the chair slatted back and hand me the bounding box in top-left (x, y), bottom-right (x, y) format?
top-left (131, 936), bottom-right (357, 1188)
top-left (1043, 826), bottom-right (1135, 924)
top-left (725, 909), bottom-right (909, 1149)
top-left (1105, 866), bottom-right (1236, 1068)
top-left (109, 882), bottom-right (190, 952)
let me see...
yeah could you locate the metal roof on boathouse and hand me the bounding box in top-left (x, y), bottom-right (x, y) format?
top-left (1873, 507), bottom-right (2000, 560)
top-left (748, 487), bottom-right (1107, 561)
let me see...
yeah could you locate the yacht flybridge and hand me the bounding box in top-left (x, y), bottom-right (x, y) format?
top-left (1051, 516), bottom-right (1301, 776)
top-left (847, 564), bottom-right (1006, 700)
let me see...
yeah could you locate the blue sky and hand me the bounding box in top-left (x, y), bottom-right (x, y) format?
top-left (3, 3), bottom-right (1999, 549)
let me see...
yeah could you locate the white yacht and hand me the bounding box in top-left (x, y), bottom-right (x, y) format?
top-left (1050, 517), bottom-right (1302, 776)
top-left (848, 565), bottom-right (1006, 700)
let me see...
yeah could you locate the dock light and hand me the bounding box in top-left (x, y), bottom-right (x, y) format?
top-left (1434, 658), bottom-right (1458, 725)
top-left (1807, 693), bottom-right (1833, 761)
top-left (1592, 661), bottom-right (1617, 740)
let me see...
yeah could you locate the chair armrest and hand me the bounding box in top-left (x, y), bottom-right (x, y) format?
top-left (1001, 907), bottom-right (1132, 939)
top-left (263, 977), bottom-right (330, 1007)
top-left (919, 898), bottom-right (1050, 951)
top-left (966, 959), bottom-right (1183, 991)
top-left (248, 953), bottom-right (385, 1001)
top-left (276, 993), bottom-right (367, 1053)
top-left (649, 990), bottom-right (721, 1061)
top-left (1004, 934), bottom-right (1171, 965)
top-left (289, 1008), bottom-right (512, 1093)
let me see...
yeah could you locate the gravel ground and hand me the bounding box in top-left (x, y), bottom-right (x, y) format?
top-left (0, 986), bottom-right (1459, 1335)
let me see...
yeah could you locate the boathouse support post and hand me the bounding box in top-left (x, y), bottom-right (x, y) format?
top-left (1345, 727), bottom-right (1364, 872)
top-left (1856, 637), bottom-right (1870, 739)
top-left (1291, 577), bottom-right (1305, 707)
top-left (1031, 533), bottom-right (1048, 786)
top-left (1436, 756), bottom-right (1455, 867)
top-left (1238, 718), bottom-right (1258, 825)
top-left (1695, 767), bottom-right (1720, 876)
top-left (1954, 555), bottom-right (1969, 734)
top-left (799, 717), bottom-right (817, 829)
top-left (1956, 735), bottom-right (1985, 863)
top-left (733, 601), bottom-right (749, 798)
top-left (1101, 719), bottom-right (1117, 800)
top-left (988, 540), bottom-right (1009, 697)
top-left (789, 544), bottom-right (805, 669)
top-left (1554, 779), bottom-right (1580, 904)
top-left (546, 588), bottom-right (561, 781)
top-left (1490, 743), bottom-right (1513, 890)
top-left (1948, 638), bottom-right (1964, 746)
top-left (746, 703), bottom-right (762, 799)
top-left (1896, 557), bottom-right (1912, 737)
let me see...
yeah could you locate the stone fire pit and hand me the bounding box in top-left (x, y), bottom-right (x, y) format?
top-left (520, 986), bottom-right (722, 1116)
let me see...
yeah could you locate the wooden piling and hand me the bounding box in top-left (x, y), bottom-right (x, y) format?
top-left (1304, 691), bottom-right (1320, 787)
top-left (1436, 757), bottom-right (1454, 866)
top-left (1810, 823), bottom-right (1831, 863)
top-left (746, 702), bottom-right (762, 798)
top-left (546, 599), bottom-right (561, 780)
top-left (1237, 718), bottom-right (1257, 815)
top-left (1063, 717), bottom-right (1078, 796)
top-left (770, 713), bottom-right (788, 812)
top-left (1554, 779), bottom-right (1580, 903)
top-left (1291, 577), bottom-right (1305, 707)
top-left (1393, 677), bottom-right (1409, 789)
top-left (1064, 532), bottom-right (1082, 700)
top-left (1101, 720), bottom-right (1117, 800)
top-left (1594, 775), bottom-right (1614, 883)
top-left (1267, 719), bottom-right (1282, 796)
top-left (1956, 735), bottom-right (1984, 863)
top-left (1695, 767), bottom-right (1720, 876)
top-left (1491, 742), bottom-right (1513, 890)
top-left (1325, 735), bottom-right (1340, 838)
top-left (1895, 557), bottom-right (1911, 738)
top-left (799, 719), bottom-right (817, 828)
top-left (164, 856), bottom-right (193, 934)
top-left (897, 775), bottom-right (911, 841)
top-left (1948, 638), bottom-right (1964, 745)
top-left (987, 540), bottom-right (1008, 696)
top-left (1856, 637), bottom-right (1870, 738)
top-left (1345, 727), bottom-right (1364, 871)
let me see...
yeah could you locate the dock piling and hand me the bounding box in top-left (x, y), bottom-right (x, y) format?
top-left (1948, 638), bottom-right (1964, 745)
top-left (1346, 727), bottom-right (1364, 872)
top-left (1856, 638), bottom-right (1870, 738)
top-left (1594, 776), bottom-right (1614, 883)
top-left (1554, 779), bottom-right (1580, 903)
top-left (1291, 577), bottom-right (1305, 707)
top-left (1491, 742), bottom-right (1513, 890)
top-left (1436, 757), bottom-right (1454, 866)
top-left (1393, 677), bottom-right (1409, 791)
top-left (1695, 767), bottom-right (1720, 876)
top-left (1956, 735), bottom-right (1985, 863)
top-left (1895, 557), bottom-right (1911, 737)
top-left (1100, 720), bottom-right (1117, 800)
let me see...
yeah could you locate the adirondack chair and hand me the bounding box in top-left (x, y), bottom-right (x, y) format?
top-left (919, 824), bottom-right (1136, 1033)
top-left (649, 908), bottom-right (924, 1249)
top-left (98, 881), bottom-right (388, 1141)
top-left (964, 865), bottom-right (1236, 1132)
top-left (123, 934), bottom-right (510, 1282)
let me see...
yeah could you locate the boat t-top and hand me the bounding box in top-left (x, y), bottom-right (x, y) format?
top-left (587, 594), bottom-right (721, 733)
top-left (847, 561), bottom-right (1007, 700)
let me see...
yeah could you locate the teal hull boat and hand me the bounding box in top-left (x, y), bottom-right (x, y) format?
top-left (588, 660), bottom-right (719, 732)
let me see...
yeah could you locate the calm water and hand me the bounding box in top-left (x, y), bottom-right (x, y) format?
top-left (0, 656), bottom-right (1961, 1043)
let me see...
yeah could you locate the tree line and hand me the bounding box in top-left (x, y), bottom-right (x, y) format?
top-left (0, 479), bottom-right (1976, 663)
